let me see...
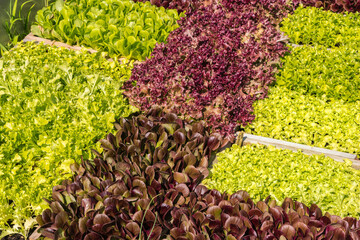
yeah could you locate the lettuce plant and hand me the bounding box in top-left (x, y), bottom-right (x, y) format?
top-left (246, 86), bottom-right (360, 155)
top-left (281, 5), bottom-right (360, 48)
top-left (124, 0), bottom-right (289, 137)
top-left (95, 106), bottom-right (229, 175)
top-left (33, 110), bottom-right (360, 239)
top-left (163, 189), bottom-right (360, 239)
top-left (276, 45), bottom-right (360, 102)
top-left (204, 144), bottom-right (360, 218)
top-left (32, 0), bottom-right (182, 60)
top-left (0, 42), bottom-right (137, 238)
top-left (33, 107), bottom-right (228, 239)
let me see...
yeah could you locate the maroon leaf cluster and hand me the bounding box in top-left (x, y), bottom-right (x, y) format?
top-left (33, 109), bottom-right (360, 239)
top-left (123, 0), bottom-right (290, 137)
top-left (33, 107), bottom-right (227, 239)
top-left (220, 0), bottom-right (296, 24)
top-left (165, 191), bottom-right (360, 239)
top-left (295, 0), bottom-right (360, 12)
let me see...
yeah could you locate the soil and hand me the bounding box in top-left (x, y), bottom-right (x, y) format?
top-left (1, 234), bottom-right (24, 240)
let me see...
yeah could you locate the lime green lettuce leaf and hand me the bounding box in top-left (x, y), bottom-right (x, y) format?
top-left (247, 39), bottom-right (360, 154)
top-left (245, 86), bottom-right (360, 155)
top-left (32, 0), bottom-right (183, 60)
top-left (276, 45), bottom-right (360, 102)
top-left (0, 42), bottom-right (137, 236)
top-left (204, 144), bottom-right (360, 218)
top-left (281, 5), bottom-right (360, 49)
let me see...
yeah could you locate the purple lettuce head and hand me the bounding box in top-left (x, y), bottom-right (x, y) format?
top-left (124, 0), bottom-right (289, 137)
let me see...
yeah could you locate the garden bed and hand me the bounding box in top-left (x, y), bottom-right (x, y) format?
top-left (2, 0), bottom-right (360, 239)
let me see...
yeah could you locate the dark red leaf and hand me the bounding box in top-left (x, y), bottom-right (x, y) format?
top-left (174, 130), bottom-right (186, 145)
top-left (94, 214), bottom-right (111, 225)
top-left (280, 224), bottom-right (296, 240)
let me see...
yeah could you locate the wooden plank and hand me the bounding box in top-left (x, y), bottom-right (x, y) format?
top-left (29, 227), bottom-right (41, 240)
top-left (23, 33), bottom-right (98, 54)
top-left (22, 33), bottom-right (142, 64)
top-left (241, 133), bottom-right (360, 169)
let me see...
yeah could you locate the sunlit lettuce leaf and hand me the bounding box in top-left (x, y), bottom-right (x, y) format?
top-left (204, 144), bottom-right (360, 217)
top-left (281, 5), bottom-right (360, 49)
top-left (32, 0), bottom-right (183, 60)
top-left (276, 45), bottom-right (360, 102)
top-left (246, 86), bottom-right (360, 155)
top-left (0, 42), bottom-right (138, 236)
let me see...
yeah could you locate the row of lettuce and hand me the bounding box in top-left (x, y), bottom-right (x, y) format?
top-left (205, 3), bottom-right (360, 226)
top-left (208, 6), bottom-right (360, 215)
top-left (32, 0), bottom-right (182, 61)
top-left (0, 43), bottom-right (138, 238)
top-left (205, 4), bottom-right (360, 223)
top-left (246, 6), bottom-right (360, 155)
top-left (1, 0), bottom-right (360, 238)
top-left (33, 110), bottom-right (360, 239)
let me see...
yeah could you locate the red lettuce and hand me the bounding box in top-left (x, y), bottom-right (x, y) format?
top-left (123, 0), bottom-right (289, 137)
top-left (294, 0), bottom-right (360, 13)
top-left (33, 110), bottom-right (360, 239)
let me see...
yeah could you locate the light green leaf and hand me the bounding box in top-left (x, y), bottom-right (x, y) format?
top-left (54, 0), bottom-right (64, 12)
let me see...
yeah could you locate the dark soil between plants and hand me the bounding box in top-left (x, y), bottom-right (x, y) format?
top-left (1, 234), bottom-right (24, 240)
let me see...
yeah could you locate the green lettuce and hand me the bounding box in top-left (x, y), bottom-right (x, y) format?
top-left (281, 5), bottom-right (360, 49)
top-left (246, 86), bottom-right (360, 155)
top-left (0, 42), bottom-right (137, 237)
top-left (276, 45), bottom-right (360, 102)
top-left (204, 144), bottom-right (360, 218)
top-left (32, 0), bottom-right (182, 60)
